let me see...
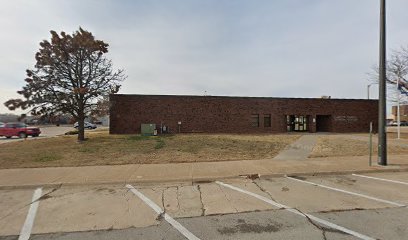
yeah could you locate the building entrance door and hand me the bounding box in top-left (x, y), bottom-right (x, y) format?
top-left (316, 115), bottom-right (331, 132)
top-left (287, 115), bottom-right (308, 132)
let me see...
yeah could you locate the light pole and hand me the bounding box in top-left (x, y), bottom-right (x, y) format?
top-left (397, 78), bottom-right (401, 139)
top-left (378, 0), bottom-right (387, 165)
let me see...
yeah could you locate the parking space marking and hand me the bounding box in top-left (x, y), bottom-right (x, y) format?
top-left (19, 188), bottom-right (42, 240)
top-left (126, 184), bottom-right (200, 240)
top-left (286, 176), bottom-right (405, 207)
top-left (216, 181), bottom-right (375, 240)
top-left (352, 174), bottom-right (408, 186)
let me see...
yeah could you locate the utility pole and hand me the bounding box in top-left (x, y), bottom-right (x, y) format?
top-left (397, 77), bottom-right (401, 139)
top-left (378, 0), bottom-right (387, 165)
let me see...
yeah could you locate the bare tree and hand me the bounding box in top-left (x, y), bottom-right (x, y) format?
top-left (4, 28), bottom-right (126, 141)
top-left (90, 94), bottom-right (110, 119)
top-left (368, 46), bottom-right (408, 104)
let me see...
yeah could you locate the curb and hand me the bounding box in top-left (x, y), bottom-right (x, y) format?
top-left (1, 167), bottom-right (407, 190)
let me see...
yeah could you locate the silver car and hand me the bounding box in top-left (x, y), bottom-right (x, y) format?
top-left (73, 122), bottom-right (97, 129)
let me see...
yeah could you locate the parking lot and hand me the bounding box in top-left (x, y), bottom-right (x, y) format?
top-left (0, 172), bottom-right (407, 240)
top-left (0, 126), bottom-right (109, 145)
top-left (0, 126), bottom-right (73, 145)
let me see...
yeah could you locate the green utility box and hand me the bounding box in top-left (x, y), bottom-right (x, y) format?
top-left (141, 124), bottom-right (156, 136)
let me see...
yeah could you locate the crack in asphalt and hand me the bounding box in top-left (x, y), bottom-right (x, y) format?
top-left (217, 184), bottom-right (239, 213)
top-left (293, 207), bottom-right (348, 239)
top-left (175, 186), bottom-right (180, 212)
top-left (35, 184), bottom-right (62, 202)
top-left (252, 180), bottom-right (277, 202)
top-left (251, 180), bottom-right (343, 240)
top-left (123, 188), bottom-right (131, 214)
top-left (0, 184), bottom-right (62, 222)
top-left (146, 188), bottom-right (166, 222)
top-left (161, 188), bottom-right (166, 213)
top-left (197, 185), bottom-right (206, 216)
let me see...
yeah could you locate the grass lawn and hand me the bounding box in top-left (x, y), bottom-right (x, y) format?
top-left (0, 131), bottom-right (300, 169)
top-left (387, 132), bottom-right (408, 139)
top-left (310, 135), bottom-right (408, 158)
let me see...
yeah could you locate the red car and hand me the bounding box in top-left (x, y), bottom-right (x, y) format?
top-left (0, 122), bottom-right (41, 138)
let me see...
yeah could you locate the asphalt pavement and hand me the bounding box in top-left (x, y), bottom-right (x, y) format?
top-left (1, 172), bottom-right (407, 240)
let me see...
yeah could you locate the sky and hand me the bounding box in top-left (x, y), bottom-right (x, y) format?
top-left (1, 0), bottom-right (408, 114)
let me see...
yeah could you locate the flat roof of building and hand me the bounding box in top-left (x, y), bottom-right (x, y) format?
top-left (111, 94), bottom-right (378, 102)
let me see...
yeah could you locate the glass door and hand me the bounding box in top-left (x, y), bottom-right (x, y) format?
top-left (294, 115), bottom-right (308, 132)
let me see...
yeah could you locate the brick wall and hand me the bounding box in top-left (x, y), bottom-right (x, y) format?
top-left (392, 105), bottom-right (408, 121)
top-left (109, 94), bottom-right (379, 134)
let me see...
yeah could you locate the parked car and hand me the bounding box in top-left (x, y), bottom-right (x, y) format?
top-left (0, 122), bottom-right (41, 138)
top-left (73, 122), bottom-right (97, 129)
top-left (389, 121), bottom-right (408, 126)
top-left (389, 121), bottom-right (397, 126)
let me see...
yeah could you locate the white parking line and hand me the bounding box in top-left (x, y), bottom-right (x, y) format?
top-left (126, 184), bottom-right (200, 240)
top-left (286, 176), bottom-right (405, 207)
top-left (352, 174), bottom-right (408, 186)
top-left (216, 181), bottom-right (375, 240)
top-left (19, 188), bottom-right (42, 240)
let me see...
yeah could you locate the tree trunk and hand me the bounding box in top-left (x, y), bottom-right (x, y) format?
top-left (77, 108), bottom-right (85, 142)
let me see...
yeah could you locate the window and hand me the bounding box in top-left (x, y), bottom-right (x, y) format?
top-left (251, 114), bottom-right (259, 127)
top-left (264, 114), bottom-right (271, 127)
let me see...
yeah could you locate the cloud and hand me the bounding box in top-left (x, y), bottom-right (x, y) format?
top-left (1, 0), bottom-right (408, 114)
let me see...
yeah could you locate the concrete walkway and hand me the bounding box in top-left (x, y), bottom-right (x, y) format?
top-left (273, 135), bottom-right (318, 160)
top-left (0, 153), bottom-right (407, 188)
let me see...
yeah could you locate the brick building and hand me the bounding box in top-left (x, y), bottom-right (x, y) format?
top-left (109, 94), bottom-right (378, 134)
top-left (391, 104), bottom-right (408, 122)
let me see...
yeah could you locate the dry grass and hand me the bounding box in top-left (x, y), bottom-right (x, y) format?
top-left (387, 132), bottom-right (408, 139)
top-left (0, 131), bottom-right (300, 169)
top-left (310, 135), bottom-right (408, 158)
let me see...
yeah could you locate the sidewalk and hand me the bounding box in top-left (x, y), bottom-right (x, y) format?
top-left (1, 154), bottom-right (408, 188)
top-left (273, 135), bottom-right (317, 160)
